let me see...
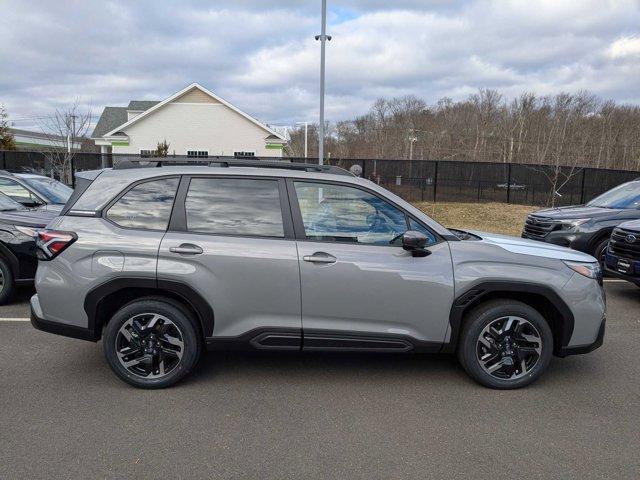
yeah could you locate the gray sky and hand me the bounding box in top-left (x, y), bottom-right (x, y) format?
top-left (1, 0), bottom-right (639, 130)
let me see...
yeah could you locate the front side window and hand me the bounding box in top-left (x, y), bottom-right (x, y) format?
top-left (0, 178), bottom-right (42, 205)
top-left (106, 177), bottom-right (179, 230)
top-left (294, 182), bottom-right (408, 245)
top-left (185, 177), bottom-right (284, 237)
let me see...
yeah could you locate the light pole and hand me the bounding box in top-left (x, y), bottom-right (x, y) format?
top-left (315, 0), bottom-right (331, 165)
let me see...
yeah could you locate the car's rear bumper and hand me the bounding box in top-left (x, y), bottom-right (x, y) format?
top-left (556, 317), bottom-right (605, 357)
top-left (30, 294), bottom-right (99, 342)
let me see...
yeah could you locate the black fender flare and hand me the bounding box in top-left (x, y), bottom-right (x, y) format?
top-left (84, 277), bottom-right (215, 338)
top-left (442, 281), bottom-right (574, 354)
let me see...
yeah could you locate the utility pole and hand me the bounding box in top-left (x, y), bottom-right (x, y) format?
top-left (70, 114), bottom-right (76, 187)
top-left (315, 0), bottom-right (331, 165)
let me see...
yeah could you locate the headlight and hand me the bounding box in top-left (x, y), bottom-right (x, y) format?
top-left (564, 260), bottom-right (601, 280)
top-left (559, 218), bottom-right (589, 230)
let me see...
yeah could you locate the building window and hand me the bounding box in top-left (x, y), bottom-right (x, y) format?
top-left (140, 149), bottom-right (156, 158)
top-left (234, 151), bottom-right (255, 158)
top-left (187, 150), bottom-right (209, 158)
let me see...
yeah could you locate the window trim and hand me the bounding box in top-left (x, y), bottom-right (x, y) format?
top-left (285, 178), bottom-right (442, 247)
top-left (168, 174), bottom-right (295, 240)
top-left (101, 175), bottom-right (181, 232)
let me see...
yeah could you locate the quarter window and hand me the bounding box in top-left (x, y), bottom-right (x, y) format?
top-left (294, 182), bottom-right (408, 245)
top-left (106, 177), bottom-right (179, 230)
top-left (185, 178), bottom-right (284, 237)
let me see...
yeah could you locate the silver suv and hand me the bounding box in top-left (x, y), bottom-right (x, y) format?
top-left (30, 161), bottom-right (606, 389)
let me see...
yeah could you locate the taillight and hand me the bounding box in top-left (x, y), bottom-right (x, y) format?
top-left (36, 230), bottom-right (77, 260)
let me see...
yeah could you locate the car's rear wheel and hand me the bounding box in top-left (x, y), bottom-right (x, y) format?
top-left (0, 257), bottom-right (15, 305)
top-left (103, 298), bottom-right (202, 389)
top-left (457, 300), bottom-right (553, 389)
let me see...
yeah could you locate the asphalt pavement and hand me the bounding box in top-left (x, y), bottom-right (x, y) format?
top-left (1, 281), bottom-right (638, 479)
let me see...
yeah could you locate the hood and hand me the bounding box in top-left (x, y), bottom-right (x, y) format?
top-left (469, 230), bottom-right (597, 262)
top-left (618, 219), bottom-right (640, 231)
top-left (531, 205), bottom-right (619, 220)
top-left (0, 207), bottom-right (60, 228)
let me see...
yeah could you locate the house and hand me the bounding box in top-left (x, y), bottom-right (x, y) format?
top-left (9, 128), bottom-right (82, 151)
top-left (91, 83), bottom-right (287, 160)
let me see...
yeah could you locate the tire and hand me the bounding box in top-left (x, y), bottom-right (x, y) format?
top-left (103, 298), bottom-right (202, 389)
top-left (0, 257), bottom-right (15, 305)
top-left (593, 238), bottom-right (609, 269)
top-left (457, 299), bottom-right (553, 389)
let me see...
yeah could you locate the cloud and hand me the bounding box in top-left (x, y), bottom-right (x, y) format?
top-left (0, 0), bottom-right (639, 130)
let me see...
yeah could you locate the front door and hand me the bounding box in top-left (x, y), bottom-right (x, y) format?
top-left (158, 176), bottom-right (301, 346)
top-left (289, 180), bottom-right (454, 351)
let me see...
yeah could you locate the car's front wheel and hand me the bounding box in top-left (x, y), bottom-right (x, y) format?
top-left (103, 298), bottom-right (202, 389)
top-left (457, 300), bottom-right (553, 389)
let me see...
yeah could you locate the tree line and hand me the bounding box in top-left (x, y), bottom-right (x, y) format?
top-left (288, 90), bottom-right (640, 171)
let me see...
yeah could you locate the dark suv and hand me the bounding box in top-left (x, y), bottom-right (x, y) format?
top-left (604, 220), bottom-right (640, 285)
top-left (522, 180), bottom-right (640, 264)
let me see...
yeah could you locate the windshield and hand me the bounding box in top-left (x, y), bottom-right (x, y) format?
top-left (0, 192), bottom-right (26, 211)
top-left (587, 181), bottom-right (640, 209)
top-left (22, 177), bottom-right (73, 204)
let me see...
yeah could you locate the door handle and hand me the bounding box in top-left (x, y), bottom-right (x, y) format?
top-left (303, 252), bottom-right (337, 264)
top-left (169, 243), bottom-right (203, 255)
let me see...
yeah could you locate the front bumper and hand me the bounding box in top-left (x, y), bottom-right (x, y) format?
top-left (30, 294), bottom-right (99, 342)
top-left (521, 229), bottom-right (593, 252)
top-left (556, 317), bottom-right (605, 357)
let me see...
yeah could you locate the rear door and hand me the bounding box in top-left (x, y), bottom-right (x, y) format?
top-left (158, 175), bottom-right (302, 346)
top-left (289, 179), bottom-right (454, 350)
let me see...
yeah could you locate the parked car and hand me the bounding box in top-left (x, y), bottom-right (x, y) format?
top-left (603, 220), bottom-right (640, 286)
top-left (522, 179), bottom-right (640, 265)
top-left (0, 192), bottom-right (60, 304)
top-left (0, 171), bottom-right (73, 208)
top-left (31, 160), bottom-right (605, 390)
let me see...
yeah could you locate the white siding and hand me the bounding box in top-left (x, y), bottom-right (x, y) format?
top-left (112, 102), bottom-right (282, 157)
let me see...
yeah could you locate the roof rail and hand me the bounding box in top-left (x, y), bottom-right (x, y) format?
top-left (112, 158), bottom-right (354, 176)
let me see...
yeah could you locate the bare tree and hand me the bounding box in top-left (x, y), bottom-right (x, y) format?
top-left (0, 105), bottom-right (16, 150)
top-left (39, 99), bottom-right (92, 184)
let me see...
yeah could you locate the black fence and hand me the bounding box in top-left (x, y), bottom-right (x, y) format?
top-left (1, 150), bottom-right (638, 207)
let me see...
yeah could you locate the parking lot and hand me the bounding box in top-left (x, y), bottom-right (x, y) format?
top-left (1, 280), bottom-right (638, 479)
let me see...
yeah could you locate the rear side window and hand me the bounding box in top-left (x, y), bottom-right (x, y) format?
top-left (185, 177), bottom-right (284, 237)
top-left (106, 177), bottom-right (179, 230)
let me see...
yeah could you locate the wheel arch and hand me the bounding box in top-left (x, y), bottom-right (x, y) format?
top-left (444, 281), bottom-right (574, 356)
top-left (588, 228), bottom-right (614, 254)
top-left (84, 278), bottom-right (214, 341)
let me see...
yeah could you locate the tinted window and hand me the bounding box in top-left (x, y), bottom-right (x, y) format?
top-left (294, 182), bottom-right (408, 245)
top-left (185, 178), bottom-right (284, 237)
top-left (106, 178), bottom-right (179, 230)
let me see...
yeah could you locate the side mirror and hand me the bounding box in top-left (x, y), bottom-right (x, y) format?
top-left (402, 230), bottom-right (431, 257)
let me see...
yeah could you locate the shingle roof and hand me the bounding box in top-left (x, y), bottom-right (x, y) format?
top-left (127, 100), bottom-right (160, 111)
top-left (91, 101), bottom-right (159, 138)
top-left (91, 107), bottom-right (128, 138)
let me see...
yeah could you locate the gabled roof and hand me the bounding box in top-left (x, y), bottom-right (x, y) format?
top-left (91, 106), bottom-right (128, 138)
top-left (101, 83), bottom-right (286, 140)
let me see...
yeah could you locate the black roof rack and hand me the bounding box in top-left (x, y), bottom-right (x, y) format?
top-left (112, 158), bottom-right (354, 176)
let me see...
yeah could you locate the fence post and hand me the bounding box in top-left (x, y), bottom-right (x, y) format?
top-left (71, 156), bottom-right (76, 188)
top-left (506, 162), bottom-right (512, 204)
top-left (361, 159), bottom-right (366, 179)
top-left (579, 169), bottom-right (587, 204)
top-left (433, 160), bottom-right (438, 202)
top-left (476, 165), bottom-right (482, 202)
top-left (0, 150), bottom-right (4, 170)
